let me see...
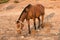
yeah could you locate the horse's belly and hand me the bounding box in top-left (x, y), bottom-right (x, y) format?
top-left (35, 7), bottom-right (41, 17)
top-left (36, 13), bottom-right (40, 17)
top-left (27, 15), bottom-right (34, 19)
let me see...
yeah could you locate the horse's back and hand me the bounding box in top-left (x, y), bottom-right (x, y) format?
top-left (35, 4), bottom-right (44, 17)
top-left (29, 4), bottom-right (44, 18)
top-left (27, 4), bottom-right (45, 19)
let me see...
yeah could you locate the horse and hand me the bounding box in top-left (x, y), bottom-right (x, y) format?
top-left (16, 4), bottom-right (45, 34)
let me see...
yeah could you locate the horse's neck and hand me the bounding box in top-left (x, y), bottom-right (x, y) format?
top-left (19, 17), bottom-right (24, 22)
top-left (20, 12), bottom-right (27, 22)
top-left (19, 17), bottom-right (25, 24)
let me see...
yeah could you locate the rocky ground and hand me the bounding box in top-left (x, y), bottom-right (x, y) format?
top-left (0, 0), bottom-right (60, 40)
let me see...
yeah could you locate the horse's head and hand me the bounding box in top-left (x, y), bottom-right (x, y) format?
top-left (16, 20), bottom-right (24, 34)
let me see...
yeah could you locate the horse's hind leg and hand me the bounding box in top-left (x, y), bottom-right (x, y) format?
top-left (27, 19), bottom-right (31, 34)
top-left (33, 18), bottom-right (36, 30)
top-left (38, 17), bottom-right (40, 29)
top-left (41, 15), bottom-right (44, 28)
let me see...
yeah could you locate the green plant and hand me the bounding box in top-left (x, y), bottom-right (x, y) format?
top-left (0, 0), bottom-right (9, 4)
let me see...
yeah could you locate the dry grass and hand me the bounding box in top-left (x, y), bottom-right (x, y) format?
top-left (0, 0), bottom-right (60, 40)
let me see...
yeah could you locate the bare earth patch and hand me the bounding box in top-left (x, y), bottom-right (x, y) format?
top-left (0, 0), bottom-right (60, 40)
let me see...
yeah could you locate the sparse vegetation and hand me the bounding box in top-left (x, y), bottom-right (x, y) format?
top-left (14, 0), bottom-right (19, 3)
top-left (51, 0), bottom-right (56, 1)
top-left (0, 0), bottom-right (9, 4)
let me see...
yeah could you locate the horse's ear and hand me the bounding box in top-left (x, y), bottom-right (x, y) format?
top-left (16, 20), bottom-right (20, 24)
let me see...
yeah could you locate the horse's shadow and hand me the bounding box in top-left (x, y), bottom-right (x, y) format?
top-left (44, 12), bottom-right (55, 22)
top-left (40, 13), bottom-right (55, 31)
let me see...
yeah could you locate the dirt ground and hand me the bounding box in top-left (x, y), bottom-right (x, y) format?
top-left (0, 0), bottom-right (60, 40)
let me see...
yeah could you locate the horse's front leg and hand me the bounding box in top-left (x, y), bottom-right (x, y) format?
top-left (33, 18), bottom-right (36, 30)
top-left (27, 19), bottom-right (31, 34)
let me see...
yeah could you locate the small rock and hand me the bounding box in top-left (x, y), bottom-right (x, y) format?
top-left (21, 36), bottom-right (25, 38)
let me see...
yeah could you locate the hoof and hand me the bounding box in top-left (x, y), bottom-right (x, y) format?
top-left (41, 24), bottom-right (44, 28)
top-left (38, 26), bottom-right (40, 29)
top-left (28, 31), bottom-right (31, 34)
top-left (34, 27), bottom-right (37, 30)
top-left (31, 29), bottom-right (36, 35)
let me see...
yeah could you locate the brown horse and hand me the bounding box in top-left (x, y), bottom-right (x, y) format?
top-left (16, 4), bottom-right (45, 34)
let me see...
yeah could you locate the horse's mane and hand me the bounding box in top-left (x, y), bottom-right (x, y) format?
top-left (18, 4), bottom-right (32, 20)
